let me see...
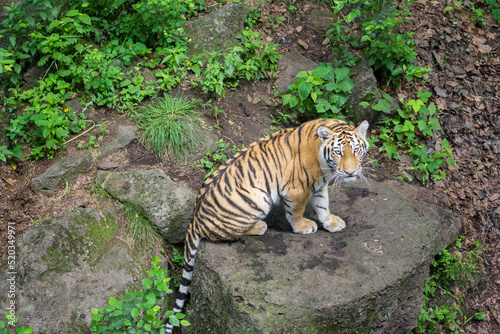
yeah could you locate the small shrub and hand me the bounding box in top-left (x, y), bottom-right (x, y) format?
top-left (90, 256), bottom-right (190, 333)
top-left (370, 91), bottom-right (455, 184)
top-left (190, 29), bottom-right (281, 96)
top-left (414, 237), bottom-right (486, 333)
top-left (281, 63), bottom-right (354, 121)
top-left (327, 0), bottom-right (431, 83)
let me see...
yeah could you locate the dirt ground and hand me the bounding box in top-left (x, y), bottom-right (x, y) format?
top-left (0, 0), bottom-right (499, 332)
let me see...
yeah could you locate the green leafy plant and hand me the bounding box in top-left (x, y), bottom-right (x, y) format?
top-left (282, 63), bottom-right (354, 121)
top-left (328, 0), bottom-right (431, 83)
top-left (485, 0), bottom-right (500, 22)
top-left (130, 94), bottom-right (203, 161)
top-left (198, 140), bottom-right (244, 179)
top-left (371, 91), bottom-right (455, 184)
top-left (414, 237), bottom-right (486, 333)
top-left (191, 30), bottom-right (281, 97)
top-left (90, 256), bottom-right (190, 333)
top-left (0, 320), bottom-right (33, 334)
top-left (0, 145), bottom-right (23, 163)
top-left (5, 74), bottom-right (87, 159)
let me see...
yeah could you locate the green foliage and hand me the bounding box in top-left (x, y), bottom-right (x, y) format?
top-left (190, 29), bottom-right (281, 96)
top-left (163, 246), bottom-right (185, 288)
top-left (0, 145), bottom-right (23, 163)
top-left (281, 63), bottom-right (354, 121)
top-left (5, 74), bottom-right (87, 159)
top-left (0, 323), bottom-right (33, 334)
top-left (413, 237), bottom-right (486, 333)
top-left (90, 256), bottom-right (190, 334)
top-left (328, 0), bottom-right (431, 83)
top-left (370, 91), bottom-right (455, 184)
top-left (485, 0), bottom-right (500, 22)
top-left (130, 94), bottom-right (202, 161)
top-left (88, 0), bottom-right (203, 46)
top-left (198, 139), bottom-right (244, 179)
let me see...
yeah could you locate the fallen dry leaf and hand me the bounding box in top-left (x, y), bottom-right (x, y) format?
top-left (298, 39), bottom-right (308, 49)
top-left (4, 178), bottom-right (16, 186)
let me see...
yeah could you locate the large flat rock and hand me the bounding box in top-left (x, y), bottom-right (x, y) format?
top-left (185, 180), bottom-right (461, 333)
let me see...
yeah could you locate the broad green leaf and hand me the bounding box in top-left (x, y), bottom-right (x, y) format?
top-left (311, 66), bottom-right (331, 78)
top-left (377, 99), bottom-right (391, 113)
top-left (108, 296), bottom-right (117, 306)
top-left (297, 81), bottom-right (312, 101)
top-left (131, 308), bottom-right (140, 319)
top-left (79, 14), bottom-right (92, 25)
top-left (142, 278), bottom-right (153, 289)
top-left (336, 79), bottom-right (354, 92)
top-left (441, 138), bottom-right (449, 149)
top-left (311, 90), bottom-right (317, 102)
top-left (48, 20), bottom-right (61, 31)
top-left (334, 67), bottom-right (350, 81)
top-left (169, 316), bottom-right (180, 327)
top-left (66, 10), bottom-right (79, 16)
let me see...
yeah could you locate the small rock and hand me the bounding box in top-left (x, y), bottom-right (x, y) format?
top-left (97, 162), bottom-right (119, 170)
top-left (98, 126), bottom-right (136, 159)
top-left (31, 152), bottom-right (93, 194)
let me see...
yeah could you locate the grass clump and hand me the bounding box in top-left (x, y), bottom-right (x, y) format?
top-left (123, 202), bottom-right (164, 250)
top-left (131, 94), bottom-right (203, 160)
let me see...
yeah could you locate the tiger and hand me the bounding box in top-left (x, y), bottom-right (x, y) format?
top-left (165, 118), bottom-right (369, 333)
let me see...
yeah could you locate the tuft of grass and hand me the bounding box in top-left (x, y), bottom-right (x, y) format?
top-left (123, 202), bottom-right (164, 250)
top-left (131, 94), bottom-right (203, 160)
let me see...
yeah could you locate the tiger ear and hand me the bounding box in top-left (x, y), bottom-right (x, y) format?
top-left (354, 121), bottom-right (369, 137)
top-left (317, 126), bottom-right (332, 143)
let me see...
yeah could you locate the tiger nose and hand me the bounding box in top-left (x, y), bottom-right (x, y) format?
top-left (345, 170), bottom-right (356, 176)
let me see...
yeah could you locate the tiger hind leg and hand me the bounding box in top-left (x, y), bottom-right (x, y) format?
top-left (245, 221), bottom-right (268, 236)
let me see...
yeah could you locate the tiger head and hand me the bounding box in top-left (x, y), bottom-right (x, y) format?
top-left (317, 121), bottom-right (369, 182)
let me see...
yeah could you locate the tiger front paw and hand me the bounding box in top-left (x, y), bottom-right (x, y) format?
top-left (322, 214), bottom-right (346, 232)
top-left (291, 218), bottom-right (318, 234)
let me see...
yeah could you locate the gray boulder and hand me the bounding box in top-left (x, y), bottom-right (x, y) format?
top-left (31, 151), bottom-right (93, 193)
top-left (0, 207), bottom-right (147, 333)
top-left (347, 58), bottom-right (399, 126)
top-left (183, 3), bottom-right (249, 58)
top-left (306, 4), bottom-right (334, 32)
top-left (98, 125), bottom-right (136, 159)
top-left (96, 169), bottom-right (196, 244)
top-left (277, 53), bottom-right (318, 96)
top-left (184, 180), bottom-right (461, 333)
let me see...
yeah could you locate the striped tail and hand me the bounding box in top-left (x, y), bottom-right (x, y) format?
top-left (165, 223), bottom-right (202, 334)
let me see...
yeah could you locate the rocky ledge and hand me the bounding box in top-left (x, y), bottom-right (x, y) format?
top-left (184, 180), bottom-right (461, 334)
